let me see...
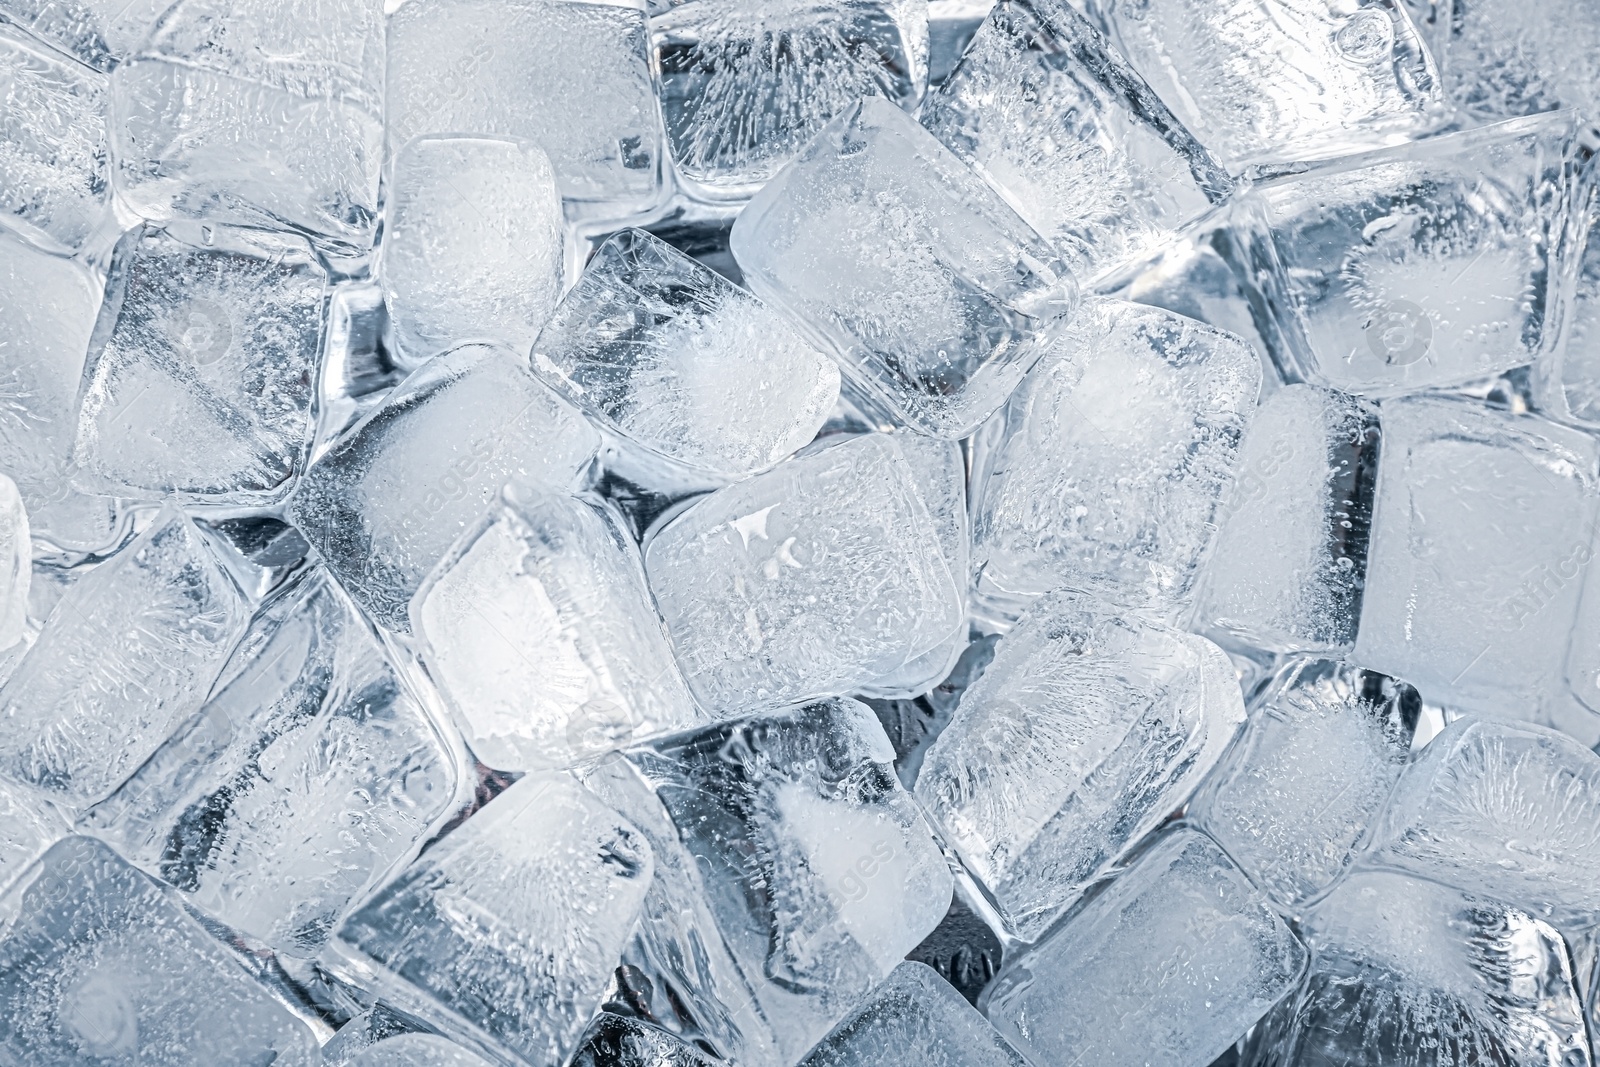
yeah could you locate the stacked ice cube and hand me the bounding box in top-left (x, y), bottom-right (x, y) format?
top-left (2, 0), bottom-right (1600, 1063)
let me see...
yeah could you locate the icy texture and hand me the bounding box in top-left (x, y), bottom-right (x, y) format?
top-left (571, 1014), bottom-right (715, 1067)
top-left (1248, 871), bottom-right (1589, 1067)
top-left (1430, 0), bottom-right (1600, 121)
top-left (644, 433), bottom-right (963, 713)
top-left (83, 566), bottom-right (460, 954)
top-left (0, 0), bottom-right (172, 70)
top-left (1543, 179), bottom-right (1600, 427)
top-left (0, 836), bottom-right (319, 1065)
top-left (731, 95), bottom-right (1078, 438)
top-left (532, 228), bottom-right (839, 476)
top-left (971, 298), bottom-right (1260, 622)
top-left (651, 0), bottom-right (928, 197)
top-left (1188, 659), bottom-right (1414, 910)
top-left (799, 962), bottom-right (1026, 1067)
top-left (0, 473), bottom-right (27, 649)
top-left (73, 224), bottom-right (326, 503)
top-left (290, 342), bottom-right (600, 632)
top-left (915, 592), bottom-right (1244, 938)
top-left (1195, 385), bottom-right (1379, 655)
top-left (0, 773), bottom-right (64, 893)
top-left (1353, 397), bottom-right (1600, 720)
top-left (330, 773), bottom-right (652, 1066)
top-left (1367, 719), bottom-right (1600, 924)
top-left (0, 23), bottom-right (109, 253)
top-left (920, 0), bottom-right (1224, 282)
top-left (588, 698), bottom-right (953, 1067)
top-left (110, 0), bottom-right (384, 249)
top-left (985, 828), bottom-right (1306, 1067)
top-left (1087, 0), bottom-right (1442, 172)
top-left (383, 135), bottom-right (563, 364)
top-left (412, 484), bottom-right (703, 771)
top-left (0, 506), bottom-right (248, 809)
top-left (1248, 112), bottom-right (1583, 396)
top-left (386, 0), bottom-right (664, 215)
top-left (346, 1034), bottom-right (497, 1067)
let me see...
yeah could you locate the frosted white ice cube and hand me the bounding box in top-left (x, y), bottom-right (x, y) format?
top-left (0, 0), bottom-right (173, 70)
top-left (0, 473), bottom-right (27, 649)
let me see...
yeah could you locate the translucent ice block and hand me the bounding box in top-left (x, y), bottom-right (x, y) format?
top-left (971, 298), bottom-right (1260, 623)
top-left (1086, 0), bottom-right (1443, 172)
top-left (1429, 0), bottom-right (1600, 122)
top-left (73, 223), bottom-right (326, 503)
top-left (730, 95), bottom-right (1078, 438)
top-left (110, 0), bottom-right (385, 250)
top-left (651, 0), bottom-right (928, 198)
top-left (0, 773), bottom-right (65, 894)
top-left (1539, 169), bottom-right (1600, 427)
top-left (571, 1014), bottom-right (715, 1067)
top-left (915, 592), bottom-right (1245, 939)
top-left (386, 0), bottom-right (665, 217)
top-left (0, 473), bottom-right (28, 649)
top-left (346, 1034), bottom-right (497, 1067)
top-left (1353, 396), bottom-right (1600, 720)
top-left (1195, 385), bottom-right (1380, 655)
top-left (0, 0), bottom-right (173, 70)
top-left (0, 23), bottom-right (109, 253)
top-left (329, 773), bottom-right (653, 1066)
top-left (0, 505), bottom-right (249, 809)
top-left (289, 342), bottom-right (600, 632)
top-left (984, 828), bottom-right (1306, 1067)
top-left (531, 228), bottom-right (840, 476)
top-left (1188, 659), bottom-right (1415, 910)
top-left (412, 484), bottom-right (704, 771)
top-left (643, 433), bottom-right (963, 713)
top-left (383, 135), bottom-right (564, 364)
top-left (0, 836), bottom-right (319, 1065)
top-left (1366, 718), bottom-right (1600, 924)
top-left (920, 0), bottom-right (1225, 282)
top-left (799, 962), bottom-right (1026, 1067)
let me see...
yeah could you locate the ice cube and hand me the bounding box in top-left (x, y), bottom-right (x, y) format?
top-left (1245, 870), bottom-right (1588, 1067)
top-left (412, 483), bottom-right (704, 771)
top-left (650, 0), bottom-right (928, 198)
top-left (328, 773), bottom-right (653, 1067)
top-left (0, 0), bottom-right (173, 70)
top-left (0, 773), bottom-right (65, 894)
top-left (643, 432), bottom-right (963, 713)
top-left (799, 962), bottom-right (1026, 1067)
top-left (72, 223), bottom-right (326, 503)
top-left (0, 22), bottom-right (109, 253)
top-left (970, 297), bottom-right (1260, 624)
top-left (920, 0), bottom-right (1226, 283)
top-left (1428, 0), bottom-right (1600, 121)
top-left (81, 565), bottom-right (463, 954)
top-left (531, 228), bottom-right (840, 477)
top-left (571, 1014), bottom-right (714, 1067)
top-left (110, 0), bottom-right (383, 251)
top-left (1086, 0), bottom-right (1443, 172)
top-left (345, 1034), bottom-right (497, 1067)
top-left (1366, 718), bottom-right (1600, 924)
top-left (0, 504), bottom-right (249, 809)
top-left (289, 342), bottom-right (600, 632)
top-left (1194, 385), bottom-right (1380, 655)
top-left (382, 135), bottom-right (564, 365)
top-left (1539, 176), bottom-right (1600, 427)
top-left (914, 591), bottom-right (1244, 939)
top-left (0, 473), bottom-right (28, 649)
top-left (1241, 111), bottom-right (1584, 396)
top-left (984, 828), bottom-right (1306, 1067)
top-left (730, 95), bottom-right (1078, 438)
top-left (386, 0), bottom-right (665, 219)
top-left (1188, 659), bottom-right (1415, 910)
top-left (0, 835), bottom-right (320, 1065)
top-left (1353, 396), bottom-right (1600, 722)
top-left (584, 698), bottom-right (953, 1067)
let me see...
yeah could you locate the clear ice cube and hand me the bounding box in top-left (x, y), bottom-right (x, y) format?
top-left (531, 228), bottom-right (840, 477)
top-left (914, 591), bottom-right (1245, 939)
top-left (1188, 659), bottom-right (1415, 910)
top-left (643, 432), bottom-right (963, 713)
top-left (650, 0), bottom-right (929, 198)
top-left (1539, 170), bottom-right (1600, 427)
top-left (0, 835), bottom-right (320, 1065)
top-left (1086, 0), bottom-right (1443, 172)
top-left (73, 223), bottom-right (326, 503)
top-left (970, 297), bottom-right (1260, 623)
top-left (382, 135), bottom-right (564, 365)
top-left (919, 0), bottom-right (1226, 282)
top-left (412, 483), bottom-right (705, 771)
top-left (0, 772), bottom-right (65, 894)
top-left (329, 772), bottom-right (653, 1066)
top-left (289, 342), bottom-right (600, 632)
top-left (1429, 0), bottom-right (1600, 122)
top-left (571, 1014), bottom-right (715, 1067)
top-left (0, 472), bottom-right (28, 649)
top-left (0, 504), bottom-right (249, 809)
top-left (730, 95), bottom-right (1078, 438)
top-left (0, 22), bottom-right (109, 254)
top-left (984, 828), bottom-right (1306, 1067)
top-left (345, 1034), bottom-right (497, 1067)
top-left (0, 0), bottom-right (173, 70)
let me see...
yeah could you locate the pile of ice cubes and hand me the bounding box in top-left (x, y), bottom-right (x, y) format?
top-left (4, 0), bottom-right (1600, 1062)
